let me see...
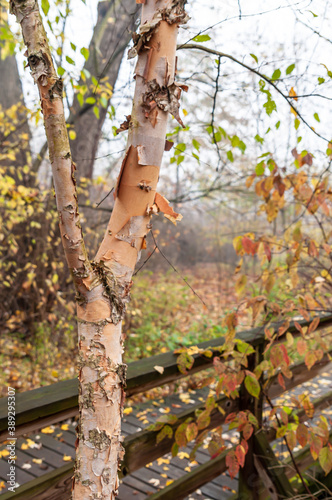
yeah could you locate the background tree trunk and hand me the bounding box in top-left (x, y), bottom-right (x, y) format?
top-left (69, 0), bottom-right (139, 182)
top-left (0, 4), bottom-right (31, 182)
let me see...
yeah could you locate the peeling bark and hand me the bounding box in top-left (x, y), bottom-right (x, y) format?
top-left (11, 0), bottom-right (187, 498)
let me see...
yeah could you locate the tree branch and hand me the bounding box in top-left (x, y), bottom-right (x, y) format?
top-left (177, 43), bottom-right (329, 143)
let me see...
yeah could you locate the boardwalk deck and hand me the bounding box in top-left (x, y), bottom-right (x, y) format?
top-left (0, 365), bottom-right (331, 499)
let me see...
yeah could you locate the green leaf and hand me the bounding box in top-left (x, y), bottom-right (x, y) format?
top-left (70, 42), bottom-right (76, 51)
top-left (192, 34), bottom-right (211, 43)
top-left (271, 69), bottom-right (281, 81)
top-left (92, 76), bottom-right (99, 87)
top-left (294, 118), bottom-right (300, 130)
top-left (93, 106), bottom-right (100, 119)
top-left (214, 131), bottom-right (221, 143)
top-left (175, 143), bottom-right (186, 154)
top-left (255, 161), bottom-right (265, 176)
top-left (41, 0), bottom-right (50, 16)
top-left (254, 134), bottom-right (264, 144)
top-left (156, 414), bottom-right (178, 425)
top-left (192, 138), bottom-right (200, 151)
top-left (66, 56), bottom-right (75, 66)
top-left (57, 66), bottom-right (65, 77)
top-left (80, 47), bottom-right (89, 61)
top-left (156, 425), bottom-right (173, 444)
top-left (244, 374), bottom-right (260, 398)
top-left (177, 352), bottom-right (194, 374)
top-left (319, 446), bottom-right (332, 475)
top-left (176, 155), bottom-right (185, 165)
top-left (192, 152), bottom-right (200, 162)
top-left (85, 97), bottom-right (96, 104)
top-left (275, 120), bottom-right (280, 130)
top-left (186, 422), bottom-right (198, 442)
top-left (77, 93), bottom-right (84, 107)
top-left (263, 99), bottom-right (277, 116)
top-left (286, 63), bottom-right (295, 75)
top-left (313, 112), bottom-right (320, 122)
top-left (100, 96), bottom-right (108, 109)
top-left (226, 151), bottom-right (234, 163)
top-left (250, 53), bottom-right (258, 64)
top-left (318, 77), bottom-right (325, 85)
top-left (175, 422), bottom-right (187, 447)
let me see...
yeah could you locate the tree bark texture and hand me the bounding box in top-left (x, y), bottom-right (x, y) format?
top-left (11, 0), bottom-right (188, 498)
top-left (69, 0), bottom-right (139, 182)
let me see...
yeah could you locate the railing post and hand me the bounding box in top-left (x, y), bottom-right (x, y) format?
top-left (238, 344), bottom-right (264, 500)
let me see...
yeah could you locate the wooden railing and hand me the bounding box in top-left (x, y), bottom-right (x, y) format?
top-left (1, 313), bottom-right (332, 499)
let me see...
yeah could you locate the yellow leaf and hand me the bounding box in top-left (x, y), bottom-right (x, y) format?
top-left (0, 450), bottom-right (9, 458)
top-left (21, 443), bottom-right (29, 450)
top-left (41, 426), bottom-right (54, 434)
top-left (69, 130), bottom-right (76, 140)
top-left (166, 480), bottom-right (174, 486)
top-left (32, 458), bottom-right (42, 464)
top-left (123, 407), bottom-right (133, 415)
top-left (60, 424), bottom-right (69, 430)
top-left (63, 455), bottom-right (72, 461)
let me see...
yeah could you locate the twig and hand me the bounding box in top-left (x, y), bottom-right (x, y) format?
top-left (96, 187), bottom-right (114, 208)
top-left (210, 56), bottom-right (223, 171)
top-left (264, 393), bottom-right (316, 500)
top-left (150, 230), bottom-right (207, 308)
top-left (238, 0), bottom-right (242, 20)
top-left (177, 44), bottom-right (329, 143)
top-left (133, 245), bottom-right (157, 276)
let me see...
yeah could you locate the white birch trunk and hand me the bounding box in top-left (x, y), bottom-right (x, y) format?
top-left (10, 0), bottom-right (188, 498)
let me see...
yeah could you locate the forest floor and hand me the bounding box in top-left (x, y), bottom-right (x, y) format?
top-left (1, 263), bottom-right (243, 397)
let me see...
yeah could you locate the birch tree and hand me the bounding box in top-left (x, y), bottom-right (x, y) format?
top-left (10, 0), bottom-right (188, 497)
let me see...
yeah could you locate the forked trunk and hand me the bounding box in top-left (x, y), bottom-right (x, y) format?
top-left (10, 0), bottom-right (188, 498)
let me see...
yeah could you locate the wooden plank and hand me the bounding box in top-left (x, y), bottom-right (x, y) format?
top-left (2, 314), bottom-right (331, 441)
top-left (121, 474), bottom-right (158, 495)
top-left (15, 438), bottom-right (73, 470)
top-left (11, 449), bottom-right (54, 477)
top-left (33, 434), bottom-right (75, 458)
top-left (118, 482), bottom-right (149, 499)
top-left (0, 463), bottom-right (72, 500)
top-left (147, 449), bottom-right (228, 500)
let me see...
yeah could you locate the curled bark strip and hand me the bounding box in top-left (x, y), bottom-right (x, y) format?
top-left (128, 0), bottom-right (189, 59)
top-left (116, 115), bottom-right (131, 135)
top-left (113, 146), bottom-right (132, 199)
top-left (165, 139), bottom-right (174, 151)
top-left (142, 79), bottom-right (188, 127)
top-left (154, 192), bottom-right (183, 224)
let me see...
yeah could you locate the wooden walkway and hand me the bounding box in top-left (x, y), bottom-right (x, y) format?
top-left (0, 366), bottom-right (332, 499)
top-left (0, 387), bottom-right (237, 499)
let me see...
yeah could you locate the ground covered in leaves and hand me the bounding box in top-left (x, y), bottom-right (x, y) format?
top-left (0, 264), bottom-right (239, 397)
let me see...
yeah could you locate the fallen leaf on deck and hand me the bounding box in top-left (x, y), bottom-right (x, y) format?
top-left (154, 365), bottom-right (164, 374)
